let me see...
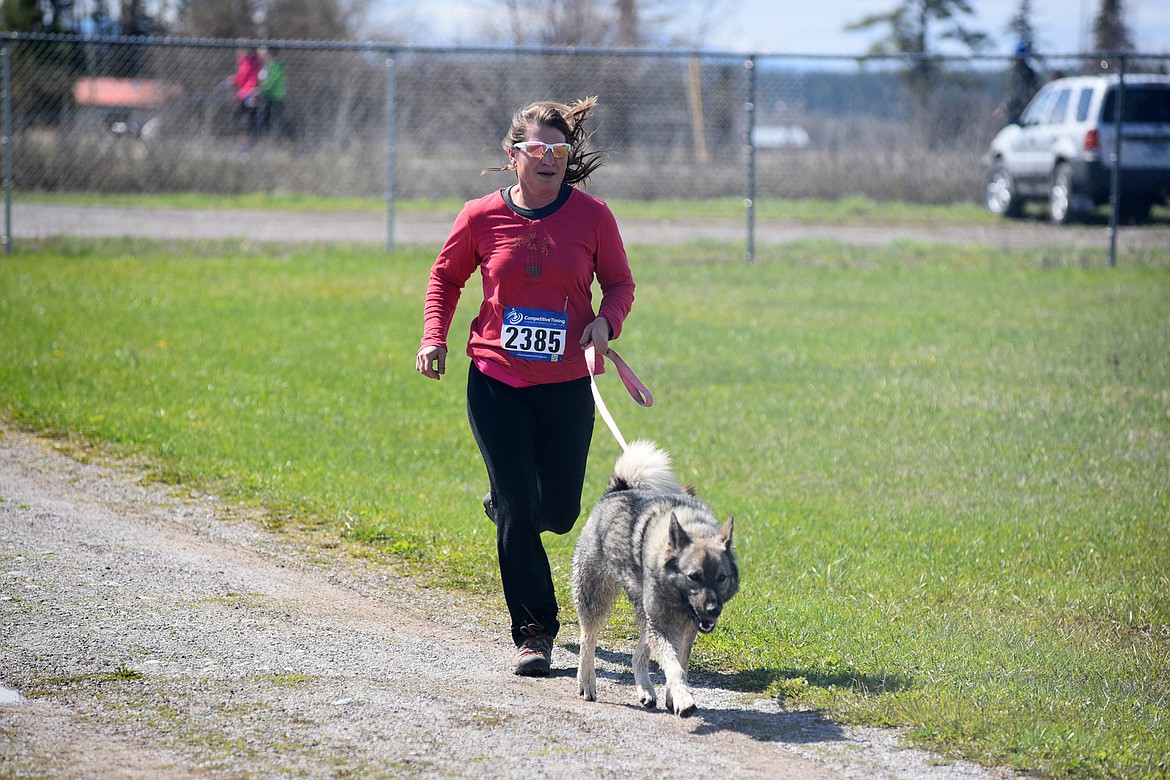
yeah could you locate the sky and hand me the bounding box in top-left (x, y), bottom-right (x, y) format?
top-left (369, 0), bottom-right (1170, 57)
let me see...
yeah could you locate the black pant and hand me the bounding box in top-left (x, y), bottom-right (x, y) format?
top-left (466, 363), bottom-right (594, 646)
top-left (255, 98), bottom-right (293, 141)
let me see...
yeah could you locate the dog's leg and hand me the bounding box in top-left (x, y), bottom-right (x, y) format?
top-left (631, 624), bottom-right (656, 709)
top-left (573, 570), bottom-right (618, 703)
top-left (577, 619), bottom-right (599, 701)
top-left (650, 624), bottom-right (698, 717)
top-left (628, 602), bottom-right (657, 709)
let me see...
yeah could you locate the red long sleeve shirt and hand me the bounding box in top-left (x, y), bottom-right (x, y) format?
top-left (421, 185), bottom-right (635, 387)
top-left (232, 53), bottom-right (261, 103)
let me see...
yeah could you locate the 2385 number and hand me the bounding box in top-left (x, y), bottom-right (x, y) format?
top-left (503, 325), bottom-right (563, 355)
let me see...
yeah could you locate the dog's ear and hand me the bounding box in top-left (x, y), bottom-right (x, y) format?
top-left (716, 515), bottom-right (734, 549)
top-left (667, 512), bottom-right (691, 552)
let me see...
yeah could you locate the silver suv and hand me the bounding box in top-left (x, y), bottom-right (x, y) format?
top-left (984, 74), bottom-right (1170, 223)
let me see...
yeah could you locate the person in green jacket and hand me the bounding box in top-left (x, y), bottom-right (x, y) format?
top-left (256, 46), bottom-right (293, 141)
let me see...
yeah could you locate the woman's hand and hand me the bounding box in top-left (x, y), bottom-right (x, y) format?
top-left (416, 345), bottom-right (447, 380)
top-left (579, 316), bottom-right (611, 356)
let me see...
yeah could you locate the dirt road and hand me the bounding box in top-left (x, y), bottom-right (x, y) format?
top-left (9, 201), bottom-right (1170, 252)
top-left (0, 426), bottom-right (1010, 778)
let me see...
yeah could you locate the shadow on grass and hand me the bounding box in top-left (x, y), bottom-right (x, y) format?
top-left (562, 643), bottom-right (912, 696)
top-left (714, 666), bottom-right (915, 697)
top-left (559, 642), bottom-right (913, 743)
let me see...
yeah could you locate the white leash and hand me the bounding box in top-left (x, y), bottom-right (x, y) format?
top-left (584, 344), bottom-right (653, 452)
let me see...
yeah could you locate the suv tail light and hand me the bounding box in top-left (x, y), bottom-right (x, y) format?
top-left (1084, 129), bottom-right (1100, 151)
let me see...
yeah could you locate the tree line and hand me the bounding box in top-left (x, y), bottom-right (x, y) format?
top-left (0, 0), bottom-right (1154, 155)
top-left (1, 0), bottom-right (1143, 57)
top-left (0, 0), bottom-right (365, 40)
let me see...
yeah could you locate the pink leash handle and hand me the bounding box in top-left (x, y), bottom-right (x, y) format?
top-left (584, 345), bottom-right (653, 453)
top-left (602, 347), bottom-right (653, 407)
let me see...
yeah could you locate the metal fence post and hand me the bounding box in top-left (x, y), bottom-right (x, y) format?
top-left (744, 55), bottom-right (757, 264)
top-left (1108, 54), bottom-right (1127, 269)
top-left (2, 38), bottom-right (12, 256)
top-left (385, 50), bottom-right (396, 254)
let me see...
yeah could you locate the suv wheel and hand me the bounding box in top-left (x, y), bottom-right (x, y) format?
top-left (985, 164), bottom-right (1023, 217)
top-left (1049, 162), bottom-right (1080, 224)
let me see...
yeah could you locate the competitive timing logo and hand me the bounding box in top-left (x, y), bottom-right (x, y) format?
top-left (505, 310), bottom-right (525, 326)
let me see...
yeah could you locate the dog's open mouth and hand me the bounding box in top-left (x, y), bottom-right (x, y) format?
top-left (692, 608), bottom-right (719, 634)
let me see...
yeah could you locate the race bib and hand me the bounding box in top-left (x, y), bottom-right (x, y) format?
top-left (502, 307), bottom-right (567, 362)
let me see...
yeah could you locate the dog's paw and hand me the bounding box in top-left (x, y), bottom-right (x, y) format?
top-left (637, 686), bottom-right (657, 709)
top-left (669, 687), bottom-right (697, 718)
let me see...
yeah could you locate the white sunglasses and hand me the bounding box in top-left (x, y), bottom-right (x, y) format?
top-left (513, 141), bottom-right (572, 160)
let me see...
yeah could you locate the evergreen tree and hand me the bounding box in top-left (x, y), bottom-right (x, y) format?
top-left (177, 0), bottom-right (261, 38)
top-left (263, 0), bottom-right (366, 41)
top-left (845, 0), bottom-right (990, 57)
top-left (0, 0), bottom-right (76, 32)
top-left (1090, 0), bottom-right (1134, 72)
top-left (0, 0), bottom-right (42, 32)
top-left (1091, 0), bottom-right (1133, 53)
top-left (1006, 0), bottom-right (1037, 52)
top-left (845, 0), bottom-right (989, 107)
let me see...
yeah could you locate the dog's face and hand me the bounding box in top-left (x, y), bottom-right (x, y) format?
top-left (666, 514), bottom-right (738, 634)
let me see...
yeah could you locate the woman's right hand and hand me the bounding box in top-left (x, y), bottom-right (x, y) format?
top-left (415, 345), bottom-right (447, 380)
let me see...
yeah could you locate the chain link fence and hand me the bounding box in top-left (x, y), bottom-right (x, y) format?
top-left (2, 33), bottom-right (1168, 256)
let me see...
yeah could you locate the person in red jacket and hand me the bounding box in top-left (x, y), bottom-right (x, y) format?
top-left (225, 47), bottom-right (261, 147)
top-left (416, 96), bottom-right (636, 677)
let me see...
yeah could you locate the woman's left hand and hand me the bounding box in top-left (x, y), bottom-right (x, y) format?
top-left (579, 316), bottom-right (611, 356)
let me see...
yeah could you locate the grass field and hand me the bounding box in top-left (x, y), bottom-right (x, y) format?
top-left (1, 235), bottom-right (1168, 778)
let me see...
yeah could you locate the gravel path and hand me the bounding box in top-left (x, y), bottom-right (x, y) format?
top-left (9, 202), bottom-right (1170, 251)
top-left (0, 426), bottom-right (1011, 779)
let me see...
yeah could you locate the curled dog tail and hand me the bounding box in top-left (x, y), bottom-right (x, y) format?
top-left (607, 440), bottom-right (681, 494)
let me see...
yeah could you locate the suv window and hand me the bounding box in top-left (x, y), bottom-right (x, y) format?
top-left (1101, 86), bottom-right (1170, 123)
top-left (1021, 88), bottom-right (1055, 125)
top-left (1075, 88), bottom-right (1093, 122)
top-left (1049, 89), bottom-right (1072, 124)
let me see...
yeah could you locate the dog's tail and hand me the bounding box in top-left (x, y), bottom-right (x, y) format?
top-left (607, 440), bottom-right (681, 494)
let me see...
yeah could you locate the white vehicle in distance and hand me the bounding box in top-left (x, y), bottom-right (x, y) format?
top-left (984, 74), bottom-right (1170, 223)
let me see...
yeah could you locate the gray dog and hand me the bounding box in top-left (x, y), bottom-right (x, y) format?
top-left (571, 440), bottom-right (739, 717)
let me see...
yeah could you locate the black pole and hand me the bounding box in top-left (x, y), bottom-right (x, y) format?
top-left (1107, 54), bottom-right (1126, 269)
top-left (744, 56), bottom-right (757, 264)
top-left (385, 50), bottom-right (396, 254)
top-left (2, 38), bottom-right (12, 255)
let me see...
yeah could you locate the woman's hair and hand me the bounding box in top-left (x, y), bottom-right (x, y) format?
top-left (482, 96), bottom-right (606, 187)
